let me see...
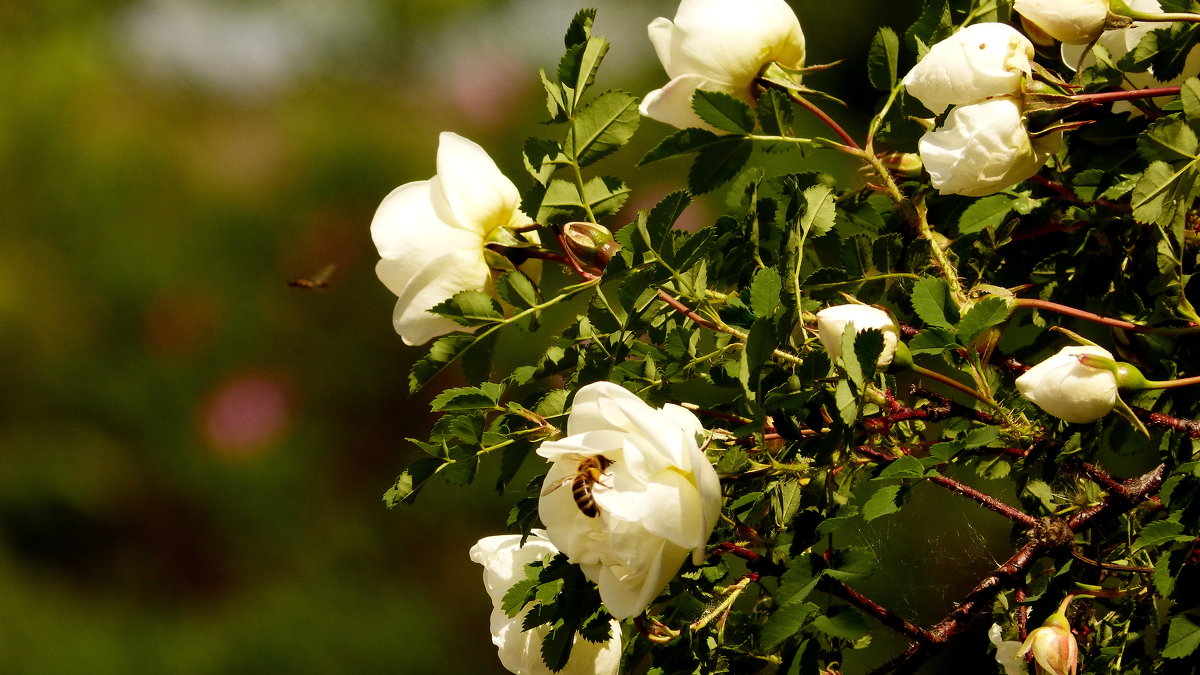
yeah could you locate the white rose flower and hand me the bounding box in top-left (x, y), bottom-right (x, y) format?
top-left (370, 131), bottom-right (534, 346)
top-left (1015, 345), bottom-right (1119, 423)
top-left (640, 0), bottom-right (806, 130)
top-left (1061, 0), bottom-right (1200, 114)
top-left (469, 531), bottom-right (623, 675)
top-left (815, 304), bottom-right (900, 368)
top-left (989, 623), bottom-right (1029, 675)
top-left (918, 96), bottom-right (1061, 197)
top-left (537, 381), bottom-right (722, 620)
top-left (1015, 0), bottom-right (1109, 45)
top-left (901, 23), bottom-right (1035, 115)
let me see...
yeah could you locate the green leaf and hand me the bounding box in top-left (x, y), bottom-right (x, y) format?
top-left (429, 290), bottom-right (504, 327)
top-left (383, 456), bottom-right (446, 507)
top-left (639, 128), bottom-right (724, 164)
top-left (538, 177), bottom-right (630, 223)
top-left (1163, 615), bottom-right (1200, 659)
top-left (908, 327), bottom-right (960, 355)
top-left (852, 328), bottom-right (883, 386)
top-left (867, 27), bottom-right (900, 91)
top-left (559, 36), bottom-right (609, 107)
top-left (497, 271), bottom-right (540, 313)
top-left (756, 88), bottom-right (793, 136)
top-left (1132, 159), bottom-right (1198, 231)
top-left (410, 334), bottom-right (478, 392)
top-left (524, 138), bottom-right (568, 185)
top-left (910, 277), bottom-right (957, 329)
top-left (564, 8), bottom-right (595, 47)
top-left (814, 608), bottom-right (870, 642)
top-left (751, 268), bottom-right (783, 318)
top-left (774, 479), bottom-right (804, 527)
top-left (1133, 519), bottom-right (1189, 550)
top-left (692, 89), bottom-right (755, 134)
top-left (583, 175), bottom-right (630, 218)
top-left (799, 184), bottom-right (837, 239)
top-left (825, 547), bottom-right (876, 582)
top-left (956, 296), bottom-right (1011, 345)
top-left (840, 233), bottom-right (874, 279)
top-left (430, 386), bottom-right (499, 412)
top-left (904, 0), bottom-right (952, 54)
top-left (501, 577), bottom-right (538, 617)
top-left (1152, 23), bottom-right (1200, 82)
top-left (872, 233), bottom-right (904, 274)
top-left (761, 601), bottom-right (819, 649)
top-left (567, 89), bottom-right (640, 167)
top-left (1138, 118), bottom-right (1199, 163)
top-left (876, 454), bottom-right (927, 479)
top-left (688, 138), bottom-right (753, 194)
top-left (539, 68), bottom-right (567, 122)
top-left (863, 484), bottom-right (904, 521)
top-left (958, 195), bottom-right (1013, 235)
top-left (740, 318), bottom-right (776, 400)
top-left (541, 624), bottom-right (574, 672)
top-left (1182, 77), bottom-right (1200, 126)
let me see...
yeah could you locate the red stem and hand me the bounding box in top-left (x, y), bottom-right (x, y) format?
top-left (825, 578), bottom-right (935, 644)
top-left (1013, 298), bottom-right (1149, 332)
top-left (656, 289), bottom-right (719, 331)
top-left (928, 474), bottom-right (1040, 528)
top-left (1073, 86), bottom-right (1181, 104)
top-left (785, 91), bottom-right (862, 150)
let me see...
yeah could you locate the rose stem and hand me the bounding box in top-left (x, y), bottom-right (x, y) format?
top-left (1145, 374), bottom-right (1200, 388)
top-left (909, 364), bottom-right (994, 407)
top-left (782, 89), bottom-right (862, 150)
top-left (1013, 298), bottom-right (1200, 334)
top-left (1072, 86), bottom-right (1181, 104)
top-left (823, 576), bottom-right (936, 644)
top-left (855, 446), bottom-right (1037, 526)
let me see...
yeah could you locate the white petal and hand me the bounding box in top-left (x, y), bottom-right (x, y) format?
top-left (370, 180), bottom-right (437, 258)
top-left (434, 131), bottom-right (527, 236)
top-left (469, 531), bottom-right (556, 608)
top-left (596, 466), bottom-right (706, 549)
top-left (1015, 346), bottom-right (1118, 423)
top-left (901, 23), bottom-right (1033, 114)
top-left (640, 74), bottom-right (726, 131)
top-left (378, 246), bottom-right (490, 346)
top-left (666, 0), bottom-right (805, 84)
top-left (647, 17), bottom-right (676, 74)
top-left (919, 97), bottom-right (1046, 197)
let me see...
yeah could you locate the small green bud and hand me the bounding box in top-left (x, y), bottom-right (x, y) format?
top-left (877, 152), bottom-right (923, 178)
top-left (1075, 354), bottom-right (1150, 390)
top-left (562, 221), bottom-right (621, 269)
top-left (891, 340), bottom-right (914, 371)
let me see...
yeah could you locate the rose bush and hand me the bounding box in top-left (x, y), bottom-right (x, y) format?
top-left (815, 304), bottom-right (900, 367)
top-left (1015, 0), bottom-right (1109, 45)
top-left (1015, 345), bottom-right (1119, 423)
top-left (470, 531), bottom-right (623, 675)
top-left (640, 0), bottom-right (806, 130)
top-left (918, 96), bottom-right (1060, 196)
top-left (901, 22), bottom-right (1035, 115)
top-left (536, 381), bottom-right (721, 620)
top-left (370, 131), bottom-right (535, 345)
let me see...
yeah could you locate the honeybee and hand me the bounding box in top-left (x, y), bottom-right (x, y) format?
top-left (541, 454), bottom-right (614, 518)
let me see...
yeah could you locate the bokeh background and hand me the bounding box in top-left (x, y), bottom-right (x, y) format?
top-left (0, 1), bottom-right (1034, 672)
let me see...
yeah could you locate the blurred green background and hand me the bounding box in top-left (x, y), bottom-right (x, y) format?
top-left (0, 1), bottom-right (1004, 672)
